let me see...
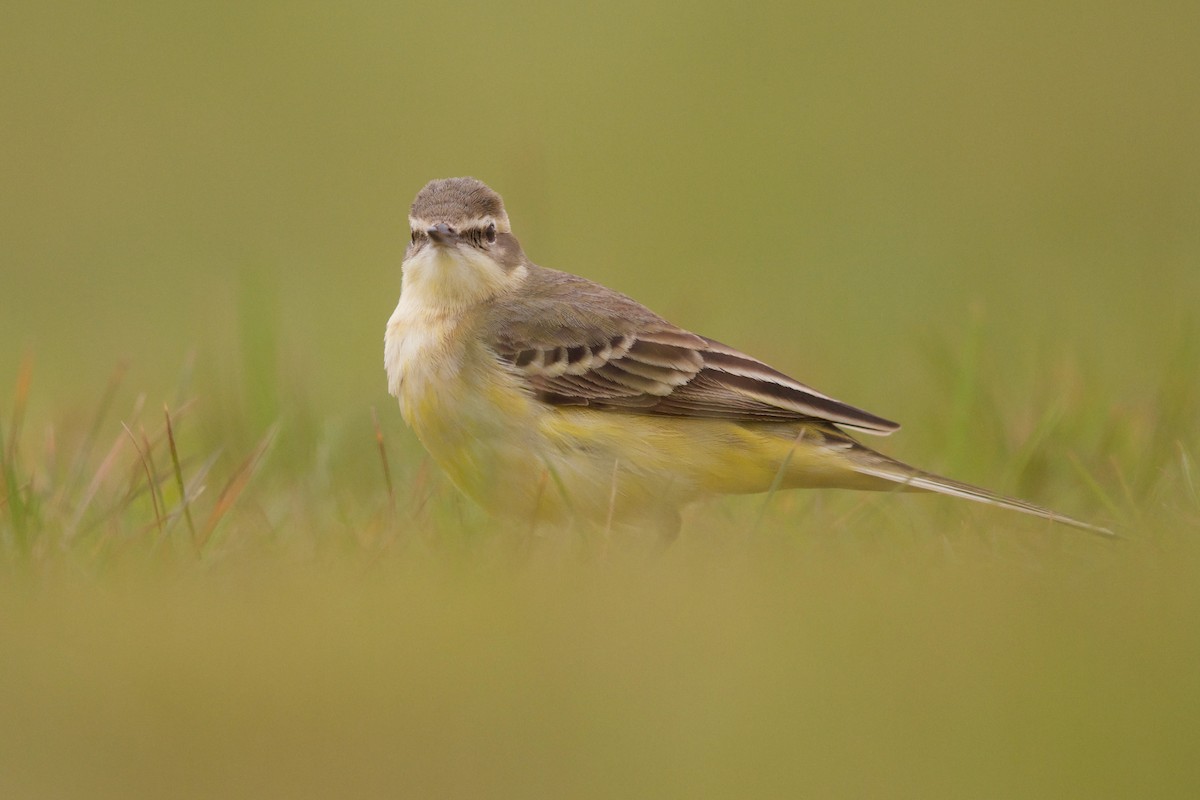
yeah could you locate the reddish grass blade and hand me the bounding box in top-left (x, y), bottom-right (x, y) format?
top-left (197, 425), bottom-right (277, 552)
top-left (371, 406), bottom-right (396, 514)
top-left (66, 361), bottom-right (128, 496)
top-left (3, 353), bottom-right (35, 554)
top-left (164, 405), bottom-right (198, 547)
top-left (122, 422), bottom-right (164, 538)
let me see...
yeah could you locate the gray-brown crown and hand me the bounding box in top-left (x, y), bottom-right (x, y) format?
top-left (409, 177), bottom-right (510, 230)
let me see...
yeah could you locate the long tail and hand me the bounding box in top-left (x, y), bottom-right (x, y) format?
top-left (849, 453), bottom-right (1115, 537)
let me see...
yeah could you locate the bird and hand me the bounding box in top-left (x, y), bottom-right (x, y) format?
top-left (384, 177), bottom-right (1111, 539)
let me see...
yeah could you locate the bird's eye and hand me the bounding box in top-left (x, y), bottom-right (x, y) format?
top-left (485, 223), bottom-right (497, 244)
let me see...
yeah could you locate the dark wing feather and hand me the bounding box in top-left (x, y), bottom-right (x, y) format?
top-left (485, 267), bottom-right (899, 434)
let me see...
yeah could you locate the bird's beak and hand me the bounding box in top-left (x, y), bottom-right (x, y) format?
top-left (426, 223), bottom-right (460, 246)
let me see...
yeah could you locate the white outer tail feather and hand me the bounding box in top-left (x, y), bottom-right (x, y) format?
top-left (851, 461), bottom-right (1115, 537)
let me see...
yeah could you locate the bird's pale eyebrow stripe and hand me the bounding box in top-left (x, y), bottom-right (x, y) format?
top-left (408, 215), bottom-right (501, 233)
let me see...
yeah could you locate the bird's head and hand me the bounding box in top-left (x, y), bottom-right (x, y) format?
top-left (402, 177), bottom-right (529, 309)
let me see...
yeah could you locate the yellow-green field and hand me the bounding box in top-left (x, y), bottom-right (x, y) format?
top-left (2, 2), bottom-right (1198, 797)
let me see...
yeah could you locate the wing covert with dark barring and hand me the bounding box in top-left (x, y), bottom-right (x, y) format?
top-left (486, 268), bottom-right (899, 434)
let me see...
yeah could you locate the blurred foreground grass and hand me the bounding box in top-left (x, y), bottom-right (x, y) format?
top-left (3, 535), bottom-right (1198, 798)
top-left (1, 325), bottom-right (1198, 798)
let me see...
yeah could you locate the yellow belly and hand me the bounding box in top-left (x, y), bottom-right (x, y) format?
top-left (398, 351), bottom-right (875, 526)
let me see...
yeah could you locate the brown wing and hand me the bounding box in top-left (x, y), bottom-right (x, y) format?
top-left (486, 267), bottom-right (900, 435)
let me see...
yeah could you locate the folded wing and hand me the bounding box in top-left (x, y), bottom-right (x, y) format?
top-left (487, 269), bottom-right (898, 434)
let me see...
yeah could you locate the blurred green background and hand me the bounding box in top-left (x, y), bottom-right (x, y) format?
top-left (4, 1), bottom-right (1196, 415)
top-left (2, 1), bottom-right (1198, 797)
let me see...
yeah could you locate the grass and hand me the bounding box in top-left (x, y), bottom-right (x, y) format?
top-left (1, 326), bottom-right (1197, 798)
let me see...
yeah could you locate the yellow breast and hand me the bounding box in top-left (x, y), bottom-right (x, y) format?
top-left (385, 298), bottom-right (551, 514)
